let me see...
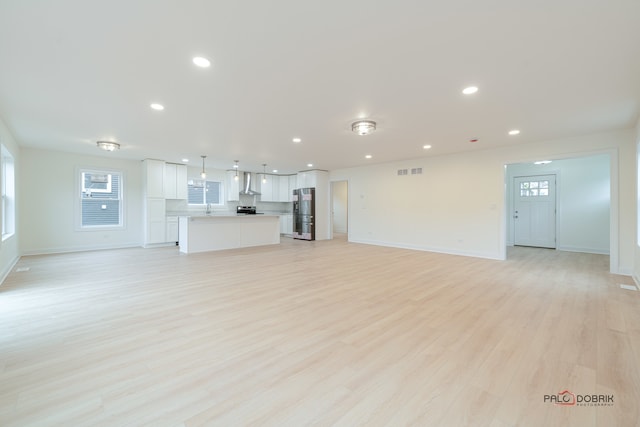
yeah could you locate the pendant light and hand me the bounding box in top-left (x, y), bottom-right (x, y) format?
top-left (200, 155), bottom-right (207, 179)
top-left (234, 160), bottom-right (239, 181)
top-left (262, 164), bottom-right (267, 184)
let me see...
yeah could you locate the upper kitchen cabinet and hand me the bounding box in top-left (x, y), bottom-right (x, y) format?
top-left (226, 170), bottom-right (240, 201)
top-left (164, 163), bottom-right (187, 200)
top-left (278, 176), bottom-right (290, 201)
top-left (259, 174), bottom-right (276, 202)
top-left (143, 159), bottom-right (165, 198)
top-left (288, 175), bottom-right (297, 201)
top-left (297, 170), bottom-right (328, 190)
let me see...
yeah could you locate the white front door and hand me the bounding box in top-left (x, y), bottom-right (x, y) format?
top-left (514, 174), bottom-right (556, 248)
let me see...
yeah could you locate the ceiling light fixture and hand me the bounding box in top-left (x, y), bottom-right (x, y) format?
top-left (307, 163), bottom-right (313, 168)
top-left (182, 158), bottom-right (189, 163)
top-left (462, 86), bottom-right (478, 95)
top-left (292, 137), bottom-right (302, 143)
top-left (352, 120), bottom-right (376, 136)
top-left (234, 160), bottom-right (239, 181)
top-left (423, 144), bottom-right (432, 150)
top-left (150, 103), bottom-right (164, 111)
top-left (200, 155), bottom-right (207, 179)
top-left (192, 57), bottom-right (211, 68)
top-left (262, 164), bottom-right (267, 184)
top-left (508, 129), bottom-right (521, 135)
top-left (272, 169), bottom-right (278, 173)
top-left (365, 154), bottom-right (372, 159)
top-left (96, 141), bottom-right (120, 151)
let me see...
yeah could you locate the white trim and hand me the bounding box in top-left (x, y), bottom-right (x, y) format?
top-left (556, 246), bottom-right (610, 255)
top-left (0, 255), bottom-right (20, 286)
top-left (21, 242), bottom-right (142, 256)
top-left (349, 238), bottom-right (503, 261)
top-left (633, 274), bottom-right (640, 287)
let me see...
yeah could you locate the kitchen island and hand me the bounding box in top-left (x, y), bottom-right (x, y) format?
top-left (178, 215), bottom-right (280, 254)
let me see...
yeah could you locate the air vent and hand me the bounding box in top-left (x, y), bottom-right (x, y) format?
top-left (397, 169), bottom-right (408, 176)
top-left (411, 168), bottom-right (423, 175)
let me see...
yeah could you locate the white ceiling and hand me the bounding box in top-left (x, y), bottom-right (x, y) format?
top-left (1, 1), bottom-right (639, 174)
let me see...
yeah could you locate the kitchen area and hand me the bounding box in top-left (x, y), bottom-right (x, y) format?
top-left (142, 159), bottom-right (329, 254)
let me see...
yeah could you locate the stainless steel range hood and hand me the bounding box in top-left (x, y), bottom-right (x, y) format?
top-left (239, 171), bottom-right (261, 196)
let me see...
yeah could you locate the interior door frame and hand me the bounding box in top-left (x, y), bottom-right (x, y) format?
top-left (512, 172), bottom-right (559, 249)
top-left (329, 179), bottom-right (349, 240)
top-left (502, 148), bottom-right (618, 274)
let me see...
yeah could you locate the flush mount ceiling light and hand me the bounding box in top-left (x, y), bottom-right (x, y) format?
top-left (96, 141), bottom-right (120, 151)
top-left (352, 120), bottom-right (376, 136)
top-left (192, 56), bottom-right (211, 68)
top-left (200, 155), bottom-right (207, 179)
top-left (150, 103), bottom-right (164, 111)
top-left (462, 86), bottom-right (479, 95)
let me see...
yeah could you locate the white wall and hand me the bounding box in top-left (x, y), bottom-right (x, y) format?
top-left (0, 117), bottom-right (20, 283)
top-left (635, 118), bottom-right (640, 285)
top-left (331, 129), bottom-right (636, 274)
top-left (331, 180), bottom-right (348, 234)
top-left (506, 154), bottom-right (610, 254)
top-left (20, 147), bottom-right (144, 254)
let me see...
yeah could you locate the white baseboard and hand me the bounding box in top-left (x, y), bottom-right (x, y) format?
top-left (348, 238), bottom-right (503, 260)
top-left (556, 245), bottom-right (610, 255)
top-left (22, 242), bottom-right (143, 256)
top-left (0, 255), bottom-right (20, 286)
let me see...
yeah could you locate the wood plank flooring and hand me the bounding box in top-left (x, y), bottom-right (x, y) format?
top-left (0, 238), bottom-right (638, 426)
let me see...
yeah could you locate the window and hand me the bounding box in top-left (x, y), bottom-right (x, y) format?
top-left (188, 179), bottom-right (222, 205)
top-left (519, 180), bottom-right (549, 197)
top-left (80, 169), bottom-right (123, 228)
top-left (1, 145), bottom-right (15, 240)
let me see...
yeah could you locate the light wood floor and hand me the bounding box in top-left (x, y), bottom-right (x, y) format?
top-left (0, 238), bottom-right (638, 426)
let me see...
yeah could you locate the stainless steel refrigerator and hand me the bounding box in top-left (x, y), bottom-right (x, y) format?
top-left (292, 187), bottom-right (315, 240)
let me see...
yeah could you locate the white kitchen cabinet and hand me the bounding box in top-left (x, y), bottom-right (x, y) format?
top-left (166, 216), bottom-right (179, 243)
top-left (227, 171), bottom-right (240, 201)
top-left (278, 176), bottom-right (289, 202)
top-left (279, 214), bottom-right (293, 235)
top-left (164, 163), bottom-right (188, 200)
top-left (144, 159), bottom-right (165, 198)
top-left (144, 198), bottom-right (166, 245)
top-left (296, 170), bottom-right (324, 189)
top-left (259, 174), bottom-right (275, 202)
top-left (288, 175), bottom-right (297, 201)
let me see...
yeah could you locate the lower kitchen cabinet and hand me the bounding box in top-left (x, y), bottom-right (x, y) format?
top-left (166, 216), bottom-right (178, 243)
top-left (279, 214), bottom-right (293, 235)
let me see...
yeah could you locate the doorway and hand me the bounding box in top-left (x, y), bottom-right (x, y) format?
top-left (513, 174), bottom-right (557, 248)
top-left (331, 180), bottom-right (348, 239)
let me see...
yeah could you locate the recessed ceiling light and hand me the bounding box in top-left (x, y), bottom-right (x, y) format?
top-left (365, 154), bottom-right (372, 159)
top-left (423, 144), bottom-right (432, 150)
top-left (534, 160), bottom-right (552, 165)
top-left (272, 169), bottom-right (278, 173)
top-left (182, 158), bottom-right (189, 163)
top-left (192, 57), bottom-right (211, 68)
top-left (508, 129), bottom-right (520, 135)
top-left (307, 163), bottom-right (313, 168)
top-left (462, 86), bottom-right (478, 95)
top-left (292, 137), bottom-right (302, 143)
top-left (150, 103), bottom-right (164, 111)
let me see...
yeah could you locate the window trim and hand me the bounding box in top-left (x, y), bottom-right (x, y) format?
top-left (1, 144), bottom-right (15, 241)
top-left (187, 178), bottom-right (224, 206)
top-left (76, 167), bottom-right (125, 231)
